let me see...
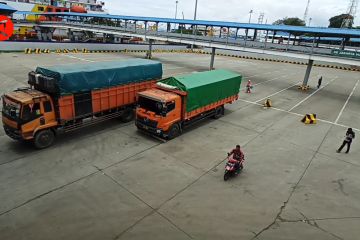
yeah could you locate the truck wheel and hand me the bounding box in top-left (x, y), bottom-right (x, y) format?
top-left (167, 124), bottom-right (181, 140)
top-left (34, 130), bottom-right (55, 149)
top-left (120, 109), bottom-right (135, 123)
top-left (213, 106), bottom-right (224, 119)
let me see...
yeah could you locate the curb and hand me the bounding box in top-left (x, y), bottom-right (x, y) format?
top-left (19, 48), bottom-right (360, 72)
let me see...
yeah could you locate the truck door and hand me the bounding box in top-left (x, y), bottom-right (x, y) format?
top-left (41, 100), bottom-right (56, 125)
top-left (21, 102), bottom-right (42, 138)
top-left (164, 99), bottom-right (181, 127)
top-left (166, 101), bottom-right (176, 119)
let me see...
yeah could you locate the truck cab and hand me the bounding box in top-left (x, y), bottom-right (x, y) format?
top-left (2, 88), bottom-right (57, 148)
top-left (136, 88), bottom-right (183, 139)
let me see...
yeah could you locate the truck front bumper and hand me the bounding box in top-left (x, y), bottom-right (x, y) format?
top-left (3, 125), bottom-right (21, 140)
top-left (135, 121), bottom-right (164, 137)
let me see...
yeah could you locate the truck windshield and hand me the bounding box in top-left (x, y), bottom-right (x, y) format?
top-left (138, 96), bottom-right (164, 115)
top-left (21, 103), bottom-right (41, 122)
top-left (2, 97), bottom-right (21, 120)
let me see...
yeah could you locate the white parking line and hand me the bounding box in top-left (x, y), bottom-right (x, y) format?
top-left (288, 76), bottom-right (338, 112)
top-left (164, 66), bottom-right (185, 70)
top-left (244, 70), bottom-right (280, 79)
top-left (228, 61), bottom-right (257, 66)
top-left (335, 79), bottom-right (359, 124)
top-left (164, 71), bottom-right (196, 77)
top-left (61, 54), bottom-right (95, 62)
top-left (237, 99), bottom-right (360, 132)
top-left (255, 82), bottom-right (301, 103)
top-left (252, 74), bottom-right (289, 87)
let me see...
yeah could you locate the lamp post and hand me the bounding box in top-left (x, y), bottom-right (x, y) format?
top-left (174, 0), bottom-right (179, 30)
top-left (193, 0), bottom-right (198, 33)
top-left (192, 0), bottom-right (198, 50)
top-left (194, 0), bottom-right (198, 21)
top-left (181, 11), bottom-right (184, 35)
top-left (175, 1), bottom-right (179, 19)
top-left (245, 10), bottom-right (253, 43)
top-left (308, 17), bottom-right (312, 27)
top-left (248, 9), bottom-right (253, 23)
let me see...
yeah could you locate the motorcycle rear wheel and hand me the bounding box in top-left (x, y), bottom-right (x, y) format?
top-left (224, 171), bottom-right (231, 181)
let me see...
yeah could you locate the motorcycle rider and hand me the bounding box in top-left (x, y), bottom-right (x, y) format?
top-left (228, 145), bottom-right (245, 173)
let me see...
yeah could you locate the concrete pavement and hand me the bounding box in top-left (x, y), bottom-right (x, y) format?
top-left (0, 51), bottom-right (359, 240)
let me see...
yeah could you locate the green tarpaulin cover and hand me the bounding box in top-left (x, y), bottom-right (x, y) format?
top-left (36, 59), bottom-right (163, 95)
top-left (160, 70), bottom-right (242, 112)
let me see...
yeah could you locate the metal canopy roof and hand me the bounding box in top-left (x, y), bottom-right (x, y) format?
top-left (15, 11), bottom-right (360, 38)
top-left (0, 3), bottom-right (17, 14)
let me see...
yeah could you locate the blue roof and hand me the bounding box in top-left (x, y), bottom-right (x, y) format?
top-left (15, 11), bottom-right (360, 38)
top-left (0, 3), bottom-right (17, 13)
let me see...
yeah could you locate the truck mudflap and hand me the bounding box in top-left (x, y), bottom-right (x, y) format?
top-left (3, 125), bottom-right (21, 140)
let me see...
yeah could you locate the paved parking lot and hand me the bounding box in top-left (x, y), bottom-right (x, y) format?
top-left (0, 51), bottom-right (359, 240)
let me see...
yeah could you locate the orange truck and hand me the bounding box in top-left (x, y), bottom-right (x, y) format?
top-left (136, 70), bottom-right (242, 139)
top-left (2, 59), bottom-right (163, 148)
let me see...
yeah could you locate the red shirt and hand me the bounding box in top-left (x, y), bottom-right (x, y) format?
top-left (230, 148), bottom-right (244, 160)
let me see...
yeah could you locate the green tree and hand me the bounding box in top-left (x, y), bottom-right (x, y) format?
top-left (273, 17), bottom-right (306, 26)
top-left (328, 14), bottom-right (353, 28)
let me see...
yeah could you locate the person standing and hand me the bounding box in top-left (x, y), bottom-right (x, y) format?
top-left (317, 76), bottom-right (323, 89)
top-left (337, 128), bottom-right (355, 154)
top-left (246, 80), bottom-right (252, 93)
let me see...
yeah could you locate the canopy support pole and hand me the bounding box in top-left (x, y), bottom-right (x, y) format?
top-left (210, 47), bottom-right (216, 70)
top-left (302, 59), bottom-right (314, 86)
top-left (147, 39), bottom-right (153, 59)
top-left (264, 30), bottom-right (269, 48)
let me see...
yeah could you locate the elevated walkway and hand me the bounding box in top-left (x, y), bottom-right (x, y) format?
top-left (15, 21), bottom-right (360, 67)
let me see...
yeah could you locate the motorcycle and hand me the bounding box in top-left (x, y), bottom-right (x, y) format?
top-left (224, 154), bottom-right (244, 181)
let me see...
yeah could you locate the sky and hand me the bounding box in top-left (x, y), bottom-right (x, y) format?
top-left (105, 0), bottom-right (360, 27)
